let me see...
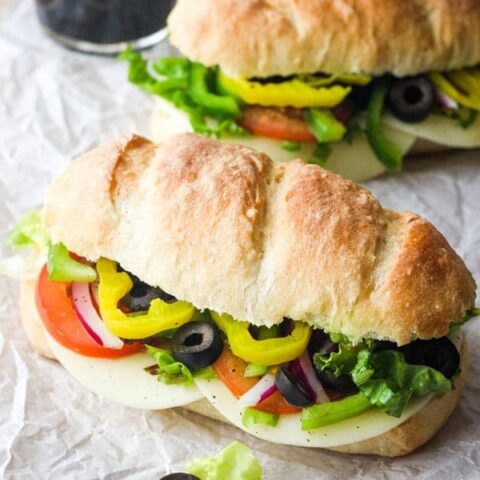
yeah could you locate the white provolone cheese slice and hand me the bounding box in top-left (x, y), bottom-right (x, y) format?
top-left (150, 98), bottom-right (416, 183)
top-left (383, 113), bottom-right (480, 148)
top-left (45, 329), bottom-right (203, 409)
top-left (194, 378), bottom-right (432, 448)
top-left (195, 332), bottom-right (463, 448)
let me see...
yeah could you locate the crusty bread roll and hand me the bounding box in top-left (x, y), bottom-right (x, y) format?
top-left (168, 0), bottom-right (480, 78)
top-left (19, 277), bottom-right (468, 457)
top-left (43, 134), bottom-right (475, 346)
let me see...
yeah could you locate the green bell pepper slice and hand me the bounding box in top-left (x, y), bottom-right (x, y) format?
top-left (211, 312), bottom-right (312, 366)
top-left (190, 63), bottom-right (240, 118)
top-left (47, 243), bottom-right (97, 283)
top-left (305, 108), bottom-right (346, 143)
top-left (97, 258), bottom-right (195, 339)
top-left (244, 363), bottom-right (268, 378)
top-left (242, 407), bottom-right (279, 428)
top-left (366, 80), bottom-right (403, 171)
top-left (301, 392), bottom-right (372, 430)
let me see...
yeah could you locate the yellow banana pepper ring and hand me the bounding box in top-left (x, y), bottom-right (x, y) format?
top-left (429, 69), bottom-right (480, 111)
top-left (211, 311), bottom-right (312, 366)
top-left (218, 71), bottom-right (350, 108)
top-left (299, 72), bottom-right (372, 87)
top-left (96, 258), bottom-right (195, 339)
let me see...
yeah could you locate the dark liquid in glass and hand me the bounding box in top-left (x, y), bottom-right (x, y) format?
top-left (36, 0), bottom-right (175, 47)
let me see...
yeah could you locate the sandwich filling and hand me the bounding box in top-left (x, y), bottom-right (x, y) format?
top-left (120, 48), bottom-right (480, 172)
top-left (12, 214), bottom-right (476, 434)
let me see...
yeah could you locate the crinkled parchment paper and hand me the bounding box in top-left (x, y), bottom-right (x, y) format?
top-left (1, 1), bottom-right (480, 478)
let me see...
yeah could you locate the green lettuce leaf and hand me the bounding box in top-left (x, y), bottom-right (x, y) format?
top-left (8, 210), bottom-right (49, 249)
top-left (144, 345), bottom-right (193, 385)
top-left (314, 342), bottom-right (360, 376)
top-left (186, 441), bottom-right (262, 480)
top-left (119, 48), bottom-right (246, 139)
top-left (328, 332), bottom-right (351, 344)
top-left (351, 349), bottom-right (452, 417)
top-left (153, 56), bottom-right (190, 80)
top-left (314, 334), bottom-right (454, 418)
top-left (450, 307), bottom-right (480, 329)
top-left (466, 307), bottom-right (480, 319)
top-left (313, 337), bottom-right (373, 376)
top-left (2, 209), bottom-right (50, 279)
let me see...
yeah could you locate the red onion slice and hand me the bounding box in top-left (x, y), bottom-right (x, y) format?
top-left (238, 373), bottom-right (277, 408)
top-left (436, 89), bottom-right (458, 110)
top-left (259, 384), bottom-right (277, 402)
top-left (72, 282), bottom-right (124, 350)
top-left (89, 281), bottom-right (100, 311)
top-left (290, 350), bottom-right (329, 404)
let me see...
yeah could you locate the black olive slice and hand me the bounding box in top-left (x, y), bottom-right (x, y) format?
top-left (172, 322), bottom-right (224, 372)
top-left (316, 368), bottom-right (357, 392)
top-left (374, 340), bottom-right (398, 352)
top-left (275, 366), bottom-right (313, 408)
top-left (387, 76), bottom-right (434, 123)
top-left (401, 337), bottom-right (460, 378)
top-left (121, 276), bottom-right (177, 312)
top-left (160, 474), bottom-right (200, 480)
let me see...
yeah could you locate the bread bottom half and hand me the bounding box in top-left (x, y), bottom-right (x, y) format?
top-left (20, 278), bottom-right (467, 457)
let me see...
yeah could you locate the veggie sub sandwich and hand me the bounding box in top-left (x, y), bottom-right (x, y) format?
top-left (121, 0), bottom-right (480, 182)
top-left (13, 133), bottom-right (478, 457)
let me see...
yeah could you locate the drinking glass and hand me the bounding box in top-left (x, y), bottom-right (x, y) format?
top-left (35, 0), bottom-right (176, 55)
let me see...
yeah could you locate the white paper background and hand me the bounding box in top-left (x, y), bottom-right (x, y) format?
top-left (1, 1), bottom-right (480, 478)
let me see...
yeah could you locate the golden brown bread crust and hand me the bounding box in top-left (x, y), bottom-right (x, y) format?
top-left (19, 278), bottom-right (467, 457)
top-left (168, 0), bottom-right (480, 77)
top-left (42, 133), bottom-right (476, 345)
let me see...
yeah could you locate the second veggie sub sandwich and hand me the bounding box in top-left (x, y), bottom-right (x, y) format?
top-left (122, 0), bottom-right (480, 181)
top-left (16, 133), bottom-right (477, 457)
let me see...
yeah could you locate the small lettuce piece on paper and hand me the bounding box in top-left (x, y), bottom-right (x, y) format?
top-left (8, 210), bottom-right (49, 249)
top-left (1, 209), bottom-right (50, 279)
top-left (186, 441), bottom-right (262, 480)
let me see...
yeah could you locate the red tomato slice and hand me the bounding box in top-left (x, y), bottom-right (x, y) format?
top-left (36, 265), bottom-right (142, 358)
top-left (213, 348), bottom-right (300, 415)
top-left (239, 106), bottom-right (316, 142)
